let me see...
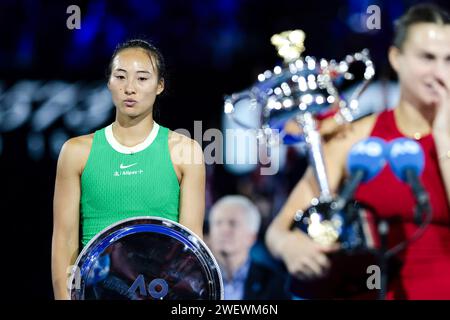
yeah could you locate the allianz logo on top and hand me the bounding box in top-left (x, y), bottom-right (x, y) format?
top-left (114, 162), bottom-right (144, 177)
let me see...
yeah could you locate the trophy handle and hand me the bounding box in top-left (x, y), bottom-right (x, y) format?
top-left (224, 90), bottom-right (261, 130)
top-left (334, 49), bottom-right (375, 123)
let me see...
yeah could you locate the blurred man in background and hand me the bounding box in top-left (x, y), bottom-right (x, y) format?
top-left (208, 195), bottom-right (291, 300)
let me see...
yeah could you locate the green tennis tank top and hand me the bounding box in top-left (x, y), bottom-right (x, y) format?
top-left (80, 122), bottom-right (180, 246)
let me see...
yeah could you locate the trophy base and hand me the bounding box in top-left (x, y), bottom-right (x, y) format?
top-left (289, 249), bottom-right (402, 299)
top-left (289, 201), bottom-right (403, 299)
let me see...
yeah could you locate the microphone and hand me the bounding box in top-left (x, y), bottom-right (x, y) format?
top-left (333, 137), bottom-right (387, 211)
top-left (386, 138), bottom-right (431, 224)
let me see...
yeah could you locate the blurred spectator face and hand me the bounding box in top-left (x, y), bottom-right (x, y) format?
top-left (390, 23), bottom-right (450, 109)
top-left (108, 48), bottom-right (164, 118)
top-left (209, 205), bottom-right (256, 258)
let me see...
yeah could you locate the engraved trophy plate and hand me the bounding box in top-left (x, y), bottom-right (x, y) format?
top-left (69, 217), bottom-right (223, 300)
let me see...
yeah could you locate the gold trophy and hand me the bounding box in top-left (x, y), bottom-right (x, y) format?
top-left (224, 31), bottom-right (385, 298)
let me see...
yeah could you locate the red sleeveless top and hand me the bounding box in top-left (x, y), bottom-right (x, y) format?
top-left (354, 110), bottom-right (450, 299)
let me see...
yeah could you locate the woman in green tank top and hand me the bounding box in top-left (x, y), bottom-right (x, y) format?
top-left (51, 39), bottom-right (205, 300)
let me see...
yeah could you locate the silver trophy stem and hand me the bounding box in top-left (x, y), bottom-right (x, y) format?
top-left (297, 112), bottom-right (332, 202)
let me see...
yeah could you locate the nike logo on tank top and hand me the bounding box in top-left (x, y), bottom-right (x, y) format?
top-left (80, 122), bottom-right (180, 246)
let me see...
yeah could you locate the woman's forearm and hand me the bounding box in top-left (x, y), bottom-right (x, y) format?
top-left (51, 238), bottom-right (79, 300)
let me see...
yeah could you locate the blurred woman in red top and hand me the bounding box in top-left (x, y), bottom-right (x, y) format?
top-left (266, 3), bottom-right (450, 299)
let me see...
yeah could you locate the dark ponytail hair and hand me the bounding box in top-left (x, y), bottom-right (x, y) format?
top-left (107, 38), bottom-right (166, 81)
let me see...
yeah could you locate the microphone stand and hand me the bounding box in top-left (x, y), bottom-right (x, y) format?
top-left (404, 169), bottom-right (432, 225)
top-left (378, 199), bottom-right (433, 300)
top-left (377, 220), bottom-right (389, 300)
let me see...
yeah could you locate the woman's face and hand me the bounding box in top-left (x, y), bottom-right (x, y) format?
top-left (390, 23), bottom-right (450, 108)
top-left (108, 48), bottom-right (164, 119)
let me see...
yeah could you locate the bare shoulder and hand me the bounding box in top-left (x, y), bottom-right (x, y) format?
top-left (325, 113), bottom-right (377, 151)
top-left (319, 113), bottom-right (378, 188)
top-left (58, 133), bottom-right (94, 175)
top-left (347, 113), bottom-right (378, 139)
top-left (168, 130), bottom-right (203, 166)
top-left (168, 130), bottom-right (201, 148)
top-left (63, 133), bottom-right (94, 155)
